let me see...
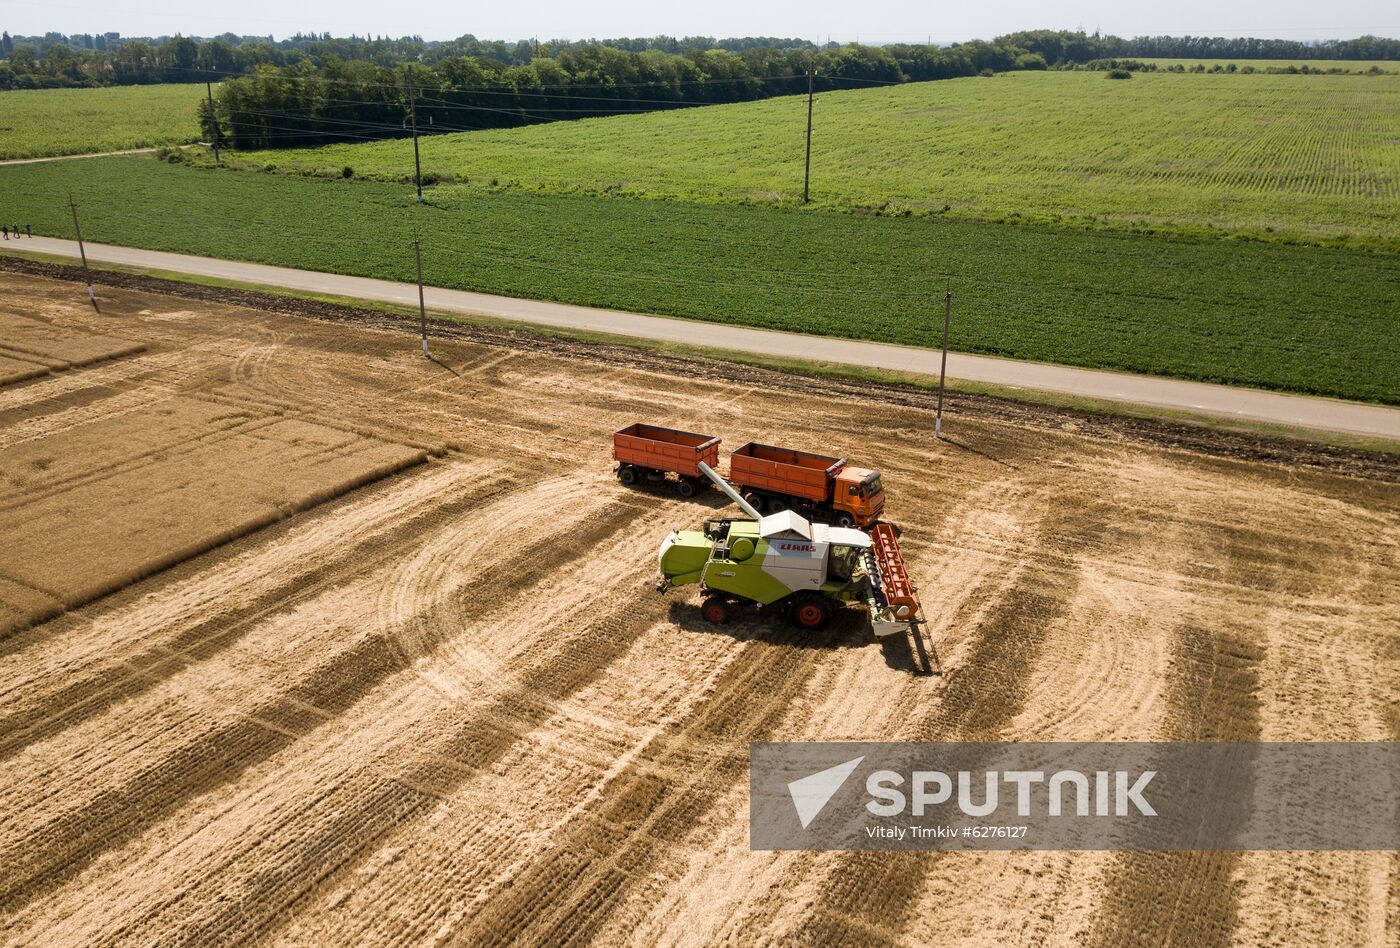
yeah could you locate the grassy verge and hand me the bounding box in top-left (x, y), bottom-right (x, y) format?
top-left (3, 157), bottom-right (1397, 404)
top-left (7, 245), bottom-right (1396, 456)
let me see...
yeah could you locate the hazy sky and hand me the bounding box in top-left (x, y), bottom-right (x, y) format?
top-left (7, 1), bottom-right (1397, 43)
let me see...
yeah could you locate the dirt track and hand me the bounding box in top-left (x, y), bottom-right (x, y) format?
top-left (0, 271), bottom-right (1395, 946)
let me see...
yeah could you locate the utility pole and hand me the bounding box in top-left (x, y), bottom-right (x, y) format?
top-left (414, 239), bottom-right (428, 357)
top-left (67, 193), bottom-right (99, 314)
top-left (205, 78), bottom-right (221, 165)
top-left (803, 69), bottom-right (815, 204)
top-left (407, 69), bottom-right (423, 203)
top-left (935, 286), bottom-right (952, 439)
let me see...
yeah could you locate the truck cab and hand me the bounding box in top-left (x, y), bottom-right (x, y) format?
top-left (834, 467), bottom-right (884, 527)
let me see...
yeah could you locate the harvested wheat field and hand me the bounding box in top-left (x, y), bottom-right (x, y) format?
top-left (0, 264), bottom-right (1396, 947)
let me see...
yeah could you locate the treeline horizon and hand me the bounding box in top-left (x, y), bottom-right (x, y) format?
top-left (1, 27), bottom-right (1397, 91)
top-left (200, 41), bottom-right (1047, 150)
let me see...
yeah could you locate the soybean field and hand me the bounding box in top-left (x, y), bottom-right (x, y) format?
top-left (0, 84), bottom-right (206, 160)
top-left (218, 70), bottom-right (1400, 250)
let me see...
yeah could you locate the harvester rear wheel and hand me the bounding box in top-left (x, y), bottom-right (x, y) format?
top-left (702, 596), bottom-right (729, 624)
top-left (677, 477), bottom-right (698, 499)
top-left (790, 593), bottom-right (833, 630)
top-left (618, 465), bottom-right (638, 486)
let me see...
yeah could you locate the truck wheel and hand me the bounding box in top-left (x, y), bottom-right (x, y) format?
top-left (835, 513), bottom-right (856, 529)
top-left (741, 491), bottom-right (764, 512)
top-left (702, 596), bottom-right (729, 624)
top-left (790, 593), bottom-right (833, 630)
top-left (618, 465), bottom-right (638, 486)
top-left (767, 496), bottom-right (788, 514)
top-left (677, 477), bottom-right (698, 499)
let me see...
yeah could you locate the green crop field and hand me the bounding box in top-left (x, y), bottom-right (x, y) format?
top-left (0, 84), bottom-right (206, 160)
top-left (216, 70), bottom-right (1400, 250)
top-left (3, 156), bottom-right (1396, 403)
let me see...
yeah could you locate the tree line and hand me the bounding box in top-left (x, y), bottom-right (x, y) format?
top-left (199, 41), bottom-right (1044, 151)
top-left (3, 28), bottom-right (1396, 92)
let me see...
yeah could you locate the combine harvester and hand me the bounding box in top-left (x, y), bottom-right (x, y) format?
top-left (656, 460), bottom-right (923, 639)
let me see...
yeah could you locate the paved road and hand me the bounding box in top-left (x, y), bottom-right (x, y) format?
top-left (4, 235), bottom-right (1397, 440)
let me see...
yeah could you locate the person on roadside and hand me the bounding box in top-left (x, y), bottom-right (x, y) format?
top-left (25, 224), bottom-right (32, 237)
top-left (1, 225), bottom-right (8, 241)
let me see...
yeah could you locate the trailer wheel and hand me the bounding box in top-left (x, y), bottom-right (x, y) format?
top-left (790, 593), bottom-right (833, 631)
top-left (618, 465), bottom-right (638, 486)
top-left (702, 596), bottom-right (729, 624)
top-left (677, 477), bottom-right (698, 499)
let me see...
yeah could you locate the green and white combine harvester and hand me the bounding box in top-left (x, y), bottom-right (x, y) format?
top-left (657, 462), bottom-right (924, 636)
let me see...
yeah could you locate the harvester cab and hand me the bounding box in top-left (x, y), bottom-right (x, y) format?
top-left (657, 462), bottom-right (922, 637)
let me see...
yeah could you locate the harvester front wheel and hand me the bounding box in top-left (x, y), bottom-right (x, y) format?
top-left (702, 596), bottom-right (729, 624)
top-left (790, 593), bottom-right (833, 631)
top-left (618, 465), bottom-right (638, 486)
top-left (677, 477), bottom-right (699, 499)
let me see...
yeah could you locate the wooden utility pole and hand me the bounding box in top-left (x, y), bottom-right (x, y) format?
top-left (414, 239), bottom-right (428, 357)
top-left (67, 193), bottom-right (99, 314)
top-left (407, 70), bottom-right (423, 203)
top-left (205, 78), bottom-right (221, 165)
top-left (935, 287), bottom-right (952, 439)
top-left (803, 69), bottom-right (815, 203)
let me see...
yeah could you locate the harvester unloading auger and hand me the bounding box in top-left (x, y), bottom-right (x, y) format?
top-left (657, 461), bottom-right (924, 637)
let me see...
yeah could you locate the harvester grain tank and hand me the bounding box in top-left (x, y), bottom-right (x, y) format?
top-left (657, 462), bottom-right (922, 636)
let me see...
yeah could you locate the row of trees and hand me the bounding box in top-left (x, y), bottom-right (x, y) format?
top-left (1000, 30), bottom-right (1400, 65)
top-left (0, 31), bottom-right (822, 89)
top-left (4, 28), bottom-right (1396, 91)
top-left (200, 41), bottom-right (1044, 150)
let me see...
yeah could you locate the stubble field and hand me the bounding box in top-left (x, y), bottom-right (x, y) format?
top-left (0, 269), bottom-right (1395, 945)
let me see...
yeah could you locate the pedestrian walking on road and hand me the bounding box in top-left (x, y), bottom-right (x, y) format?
top-left (25, 224), bottom-right (32, 237)
top-left (2, 226), bottom-right (8, 241)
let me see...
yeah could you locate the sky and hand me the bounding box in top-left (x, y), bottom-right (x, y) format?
top-left (5, 1), bottom-right (1397, 43)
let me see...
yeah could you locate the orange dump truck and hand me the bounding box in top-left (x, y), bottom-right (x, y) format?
top-left (613, 423), bottom-right (721, 498)
top-left (728, 442), bottom-right (885, 528)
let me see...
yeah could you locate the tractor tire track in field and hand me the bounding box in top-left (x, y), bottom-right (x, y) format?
top-left (0, 483), bottom-right (650, 916)
top-left (1087, 625), bottom-right (1262, 948)
top-left (786, 497), bottom-right (1112, 946)
top-left (0, 463), bottom-right (512, 759)
top-left (23, 514), bottom-right (684, 946)
top-left (447, 622), bottom-right (845, 948)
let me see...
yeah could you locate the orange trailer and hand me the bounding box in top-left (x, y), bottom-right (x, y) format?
top-left (613, 423), bottom-right (721, 498)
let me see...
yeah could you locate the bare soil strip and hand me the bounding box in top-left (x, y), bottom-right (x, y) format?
top-left (0, 271), bottom-right (1394, 946)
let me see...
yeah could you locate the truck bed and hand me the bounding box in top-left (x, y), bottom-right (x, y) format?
top-left (728, 442), bottom-right (844, 503)
top-left (613, 423), bottom-right (721, 477)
